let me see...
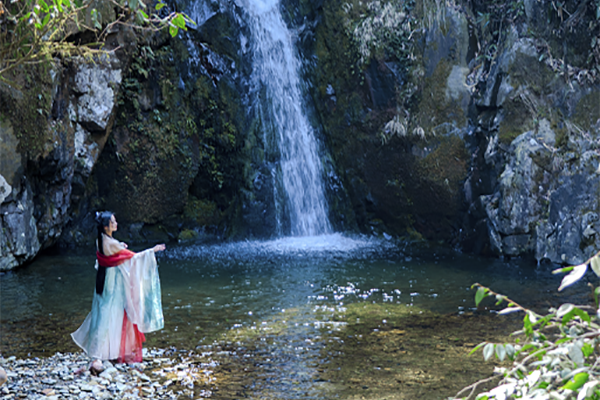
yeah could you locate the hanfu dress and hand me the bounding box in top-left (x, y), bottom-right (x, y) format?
top-left (71, 235), bottom-right (164, 363)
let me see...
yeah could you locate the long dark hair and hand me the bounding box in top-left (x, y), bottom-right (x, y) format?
top-left (95, 211), bottom-right (114, 256)
top-left (95, 211), bottom-right (114, 295)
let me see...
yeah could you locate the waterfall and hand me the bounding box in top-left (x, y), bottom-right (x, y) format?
top-left (242, 0), bottom-right (331, 237)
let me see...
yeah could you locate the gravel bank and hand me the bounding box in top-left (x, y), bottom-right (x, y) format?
top-left (0, 348), bottom-right (216, 399)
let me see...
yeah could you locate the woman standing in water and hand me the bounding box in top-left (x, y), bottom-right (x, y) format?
top-left (72, 211), bottom-right (165, 367)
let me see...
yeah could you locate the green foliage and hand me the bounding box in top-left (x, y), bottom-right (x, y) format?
top-left (0, 0), bottom-right (194, 81)
top-left (455, 252), bottom-right (600, 399)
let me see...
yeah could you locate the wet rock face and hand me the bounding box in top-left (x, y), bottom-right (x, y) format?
top-left (0, 56), bottom-right (123, 270)
top-left (477, 118), bottom-right (600, 264)
top-left (462, 22), bottom-right (600, 261)
top-left (308, 1), bottom-right (473, 240)
top-left (73, 60), bottom-right (122, 132)
top-left (0, 186), bottom-right (40, 270)
top-left (479, 123), bottom-right (557, 257)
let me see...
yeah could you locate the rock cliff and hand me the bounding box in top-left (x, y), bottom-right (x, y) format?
top-left (1, 0), bottom-right (599, 269)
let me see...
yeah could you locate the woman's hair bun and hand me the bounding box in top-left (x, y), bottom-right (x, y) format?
top-left (95, 211), bottom-right (113, 227)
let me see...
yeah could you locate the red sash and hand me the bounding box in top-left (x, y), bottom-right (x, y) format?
top-left (97, 249), bottom-right (135, 267)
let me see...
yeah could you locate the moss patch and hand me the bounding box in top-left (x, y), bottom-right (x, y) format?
top-left (416, 135), bottom-right (468, 201)
top-left (572, 91), bottom-right (600, 132)
top-left (96, 37), bottom-right (245, 229)
top-left (498, 97), bottom-right (534, 144)
top-left (183, 195), bottom-right (221, 227)
top-left (0, 64), bottom-right (56, 158)
top-left (414, 55), bottom-right (467, 135)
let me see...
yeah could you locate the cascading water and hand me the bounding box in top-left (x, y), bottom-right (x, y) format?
top-left (243, 0), bottom-right (331, 237)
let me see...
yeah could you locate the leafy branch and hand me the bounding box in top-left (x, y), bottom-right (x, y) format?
top-left (452, 251), bottom-right (600, 400)
top-left (0, 0), bottom-right (194, 80)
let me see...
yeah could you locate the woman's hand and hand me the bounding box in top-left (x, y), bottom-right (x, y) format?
top-left (152, 244), bottom-right (166, 253)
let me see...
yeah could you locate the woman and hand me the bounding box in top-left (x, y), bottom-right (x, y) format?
top-left (71, 211), bottom-right (166, 365)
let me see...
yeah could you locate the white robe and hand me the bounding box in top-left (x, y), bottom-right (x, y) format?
top-left (71, 237), bottom-right (164, 361)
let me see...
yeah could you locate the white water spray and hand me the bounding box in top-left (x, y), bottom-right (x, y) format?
top-left (243, 0), bottom-right (331, 237)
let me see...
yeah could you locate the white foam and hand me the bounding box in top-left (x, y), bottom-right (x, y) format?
top-left (164, 234), bottom-right (395, 260)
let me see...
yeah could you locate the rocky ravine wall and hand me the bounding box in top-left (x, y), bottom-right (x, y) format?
top-left (2, 0), bottom-right (600, 270)
top-left (0, 53), bottom-right (126, 270)
top-left (0, 8), bottom-right (261, 271)
top-left (300, 0), bottom-right (600, 264)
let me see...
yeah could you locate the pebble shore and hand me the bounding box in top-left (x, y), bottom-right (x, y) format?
top-left (0, 348), bottom-right (216, 399)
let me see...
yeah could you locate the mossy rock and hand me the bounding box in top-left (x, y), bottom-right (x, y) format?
top-left (498, 96), bottom-right (534, 144)
top-left (0, 64), bottom-right (56, 158)
top-left (508, 51), bottom-right (557, 97)
top-left (572, 91), bottom-right (600, 132)
top-left (183, 195), bottom-right (221, 227)
top-left (414, 58), bottom-right (467, 135)
top-left (177, 228), bottom-right (198, 242)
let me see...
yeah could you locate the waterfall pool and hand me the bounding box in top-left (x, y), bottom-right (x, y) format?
top-left (0, 235), bottom-right (586, 398)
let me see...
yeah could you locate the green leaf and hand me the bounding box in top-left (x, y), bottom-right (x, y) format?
top-left (39, 0), bottom-right (50, 13)
top-left (582, 342), bottom-right (594, 357)
top-left (468, 342), bottom-right (487, 356)
top-left (169, 24), bottom-right (178, 37)
top-left (90, 9), bottom-right (101, 30)
top-left (523, 313), bottom-right (533, 337)
top-left (553, 266), bottom-right (574, 274)
top-left (41, 13), bottom-right (50, 28)
top-left (591, 255), bottom-right (600, 277)
top-left (21, 12), bottom-right (32, 22)
top-left (155, 2), bottom-right (166, 10)
top-left (129, 0), bottom-right (138, 10)
top-left (495, 294), bottom-right (504, 305)
top-left (138, 9), bottom-right (148, 20)
top-left (172, 13), bottom-right (186, 29)
top-left (562, 372), bottom-right (589, 391)
top-left (475, 287), bottom-right (486, 307)
top-left (495, 344), bottom-right (506, 361)
top-left (558, 264), bottom-right (587, 291)
top-left (483, 343), bottom-right (495, 361)
top-left (505, 344), bottom-right (515, 360)
top-left (561, 306), bottom-right (591, 325)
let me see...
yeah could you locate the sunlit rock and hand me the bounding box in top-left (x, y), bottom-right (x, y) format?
top-left (72, 57), bottom-right (122, 132)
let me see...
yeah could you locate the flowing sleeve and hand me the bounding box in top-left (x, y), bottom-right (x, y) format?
top-left (117, 250), bottom-right (164, 333)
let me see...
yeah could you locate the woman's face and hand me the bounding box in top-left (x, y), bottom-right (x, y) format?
top-left (105, 215), bottom-right (118, 235)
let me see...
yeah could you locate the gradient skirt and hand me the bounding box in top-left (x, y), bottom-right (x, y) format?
top-left (71, 250), bottom-right (164, 362)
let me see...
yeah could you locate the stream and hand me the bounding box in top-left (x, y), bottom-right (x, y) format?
top-left (0, 234), bottom-right (587, 399)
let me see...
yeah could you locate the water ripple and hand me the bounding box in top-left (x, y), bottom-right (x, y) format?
top-left (163, 233), bottom-right (400, 261)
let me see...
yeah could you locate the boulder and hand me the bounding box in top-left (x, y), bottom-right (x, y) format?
top-left (73, 58), bottom-right (122, 132)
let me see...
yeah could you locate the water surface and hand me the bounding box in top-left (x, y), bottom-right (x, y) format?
top-left (0, 235), bottom-right (585, 398)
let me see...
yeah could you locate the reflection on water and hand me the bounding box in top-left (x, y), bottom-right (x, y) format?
top-left (0, 235), bottom-right (587, 398)
top-left (0, 235), bottom-right (578, 342)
